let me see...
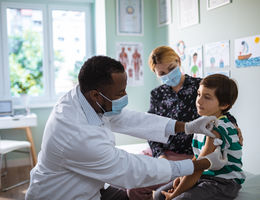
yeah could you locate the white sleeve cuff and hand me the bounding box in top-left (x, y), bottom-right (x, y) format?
top-left (168, 159), bottom-right (194, 180)
top-left (165, 119), bottom-right (176, 137)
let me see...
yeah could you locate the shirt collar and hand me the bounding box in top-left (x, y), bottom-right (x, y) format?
top-left (76, 85), bottom-right (104, 126)
top-left (218, 115), bottom-right (227, 120)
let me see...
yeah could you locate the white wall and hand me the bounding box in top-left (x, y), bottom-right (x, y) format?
top-left (169, 0), bottom-right (260, 174)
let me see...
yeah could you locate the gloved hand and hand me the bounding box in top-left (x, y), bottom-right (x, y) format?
top-left (200, 146), bottom-right (228, 170)
top-left (184, 116), bottom-right (218, 138)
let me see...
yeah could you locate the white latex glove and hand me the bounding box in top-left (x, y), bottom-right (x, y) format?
top-left (200, 146), bottom-right (228, 170)
top-left (184, 116), bottom-right (218, 138)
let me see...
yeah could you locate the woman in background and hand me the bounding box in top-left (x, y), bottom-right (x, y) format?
top-left (127, 46), bottom-right (241, 200)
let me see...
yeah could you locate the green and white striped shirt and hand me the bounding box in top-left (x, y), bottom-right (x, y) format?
top-left (192, 115), bottom-right (246, 184)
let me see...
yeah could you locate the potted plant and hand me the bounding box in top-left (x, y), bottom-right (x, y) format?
top-left (9, 30), bottom-right (44, 114)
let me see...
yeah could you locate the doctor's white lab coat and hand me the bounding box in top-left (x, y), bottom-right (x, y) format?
top-left (25, 86), bottom-right (192, 200)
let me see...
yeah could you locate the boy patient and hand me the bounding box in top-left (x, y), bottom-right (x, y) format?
top-left (154, 74), bottom-right (246, 200)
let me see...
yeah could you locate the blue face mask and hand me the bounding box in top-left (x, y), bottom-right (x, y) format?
top-left (96, 92), bottom-right (128, 116)
top-left (160, 67), bottom-right (182, 87)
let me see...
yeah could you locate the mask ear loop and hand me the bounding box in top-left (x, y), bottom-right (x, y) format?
top-left (94, 90), bottom-right (109, 114)
top-left (99, 92), bottom-right (112, 102)
top-left (96, 101), bottom-right (106, 114)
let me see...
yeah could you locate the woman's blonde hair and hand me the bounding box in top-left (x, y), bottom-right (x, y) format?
top-left (148, 46), bottom-right (181, 72)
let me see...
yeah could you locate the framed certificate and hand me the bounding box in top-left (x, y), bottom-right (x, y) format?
top-left (116, 0), bottom-right (143, 36)
top-left (207, 0), bottom-right (232, 10)
top-left (157, 0), bottom-right (172, 27)
top-left (178, 0), bottom-right (199, 29)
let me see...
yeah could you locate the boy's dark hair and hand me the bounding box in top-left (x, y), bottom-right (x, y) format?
top-left (200, 74), bottom-right (238, 113)
top-left (78, 56), bottom-right (125, 94)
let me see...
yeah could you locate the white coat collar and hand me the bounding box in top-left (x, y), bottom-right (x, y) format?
top-left (76, 85), bottom-right (104, 126)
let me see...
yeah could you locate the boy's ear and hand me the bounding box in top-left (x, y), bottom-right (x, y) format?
top-left (220, 104), bottom-right (229, 111)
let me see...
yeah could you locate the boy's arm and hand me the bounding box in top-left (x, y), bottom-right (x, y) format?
top-left (226, 112), bottom-right (243, 146)
top-left (163, 131), bottom-right (221, 199)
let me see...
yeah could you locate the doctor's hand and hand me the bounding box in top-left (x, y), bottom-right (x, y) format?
top-left (199, 146), bottom-right (228, 170)
top-left (184, 116), bottom-right (218, 138)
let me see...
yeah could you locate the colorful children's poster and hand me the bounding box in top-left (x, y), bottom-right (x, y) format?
top-left (172, 40), bottom-right (189, 73)
top-left (176, 40), bottom-right (187, 62)
top-left (185, 45), bottom-right (203, 78)
top-left (234, 35), bottom-right (260, 68)
top-left (204, 40), bottom-right (230, 68)
top-left (116, 42), bottom-right (144, 86)
top-left (204, 70), bottom-right (230, 78)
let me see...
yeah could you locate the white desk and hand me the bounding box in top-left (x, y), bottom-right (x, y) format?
top-left (116, 143), bottom-right (149, 154)
top-left (0, 113), bottom-right (37, 166)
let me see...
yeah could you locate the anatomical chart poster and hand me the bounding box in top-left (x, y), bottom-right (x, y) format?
top-left (234, 35), bottom-right (260, 68)
top-left (116, 42), bottom-right (144, 86)
top-left (186, 45), bottom-right (203, 78)
top-left (204, 40), bottom-right (230, 68)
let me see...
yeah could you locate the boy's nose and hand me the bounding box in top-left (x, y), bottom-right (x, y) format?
top-left (197, 97), bottom-right (203, 105)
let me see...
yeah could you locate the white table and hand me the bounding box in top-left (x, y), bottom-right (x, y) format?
top-left (0, 113), bottom-right (37, 165)
top-left (116, 143), bottom-right (149, 154)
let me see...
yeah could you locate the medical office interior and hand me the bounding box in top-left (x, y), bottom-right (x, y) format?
top-left (0, 0), bottom-right (260, 199)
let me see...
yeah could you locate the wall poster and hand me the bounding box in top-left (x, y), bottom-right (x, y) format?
top-left (117, 0), bottom-right (143, 36)
top-left (173, 40), bottom-right (188, 74)
top-left (207, 0), bottom-right (231, 10)
top-left (204, 40), bottom-right (230, 68)
top-left (178, 0), bottom-right (199, 28)
top-left (234, 35), bottom-right (260, 68)
top-left (186, 45), bottom-right (203, 78)
top-left (157, 0), bottom-right (172, 27)
top-left (204, 70), bottom-right (230, 77)
top-left (116, 42), bottom-right (144, 86)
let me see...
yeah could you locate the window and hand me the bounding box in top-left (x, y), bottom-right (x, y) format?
top-left (0, 1), bottom-right (94, 107)
top-left (7, 7), bottom-right (44, 97)
top-left (51, 9), bottom-right (86, 95)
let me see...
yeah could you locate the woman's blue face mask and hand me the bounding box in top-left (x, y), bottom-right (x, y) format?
top-left (96, 92), bottom-right (128, 116)
top-left (160, 66), bottom-right (181, 87)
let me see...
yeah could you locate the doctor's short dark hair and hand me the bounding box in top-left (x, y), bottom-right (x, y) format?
top-left (200, 74), bottom-right (238, 113)
top-left (78, 56), bottom-right (125, 94)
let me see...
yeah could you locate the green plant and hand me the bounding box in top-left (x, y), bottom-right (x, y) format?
top-left (9, 30), bottom-right (43, 96)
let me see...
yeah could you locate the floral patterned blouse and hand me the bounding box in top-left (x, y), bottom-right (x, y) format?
top-left (148, 74), bottom-right (237, 157)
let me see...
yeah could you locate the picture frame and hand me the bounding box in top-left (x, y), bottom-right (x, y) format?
top-left (178, 0), bottom-right (199, 29)
top-left (207, 0), bottom-right (232, 10)
top-left (116, 0), bottom-right (143, 36)
top-left (157, 0), bottom-right (172, 27)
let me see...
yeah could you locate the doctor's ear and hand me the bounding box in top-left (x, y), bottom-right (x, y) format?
top-left (88, 90), bottom-right (101, 102)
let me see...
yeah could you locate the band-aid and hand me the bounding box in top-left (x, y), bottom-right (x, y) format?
top-left (213, 138), bottom-right (223, 146)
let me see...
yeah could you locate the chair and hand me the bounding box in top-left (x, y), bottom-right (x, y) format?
top-left (0, 140), bottom-right (33, 192)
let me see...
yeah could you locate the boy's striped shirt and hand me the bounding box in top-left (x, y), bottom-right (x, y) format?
top-left (192, 115), bottom-right (246, 184)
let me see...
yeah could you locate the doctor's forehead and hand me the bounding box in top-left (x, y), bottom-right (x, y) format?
top-left (112, 72), bottom-right (127, 84)
top-left (109, 72), bottom-right (127, 90)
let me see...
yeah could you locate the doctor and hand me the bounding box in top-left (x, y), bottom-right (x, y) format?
top-left (26, 56), bottom-right (226, 200)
